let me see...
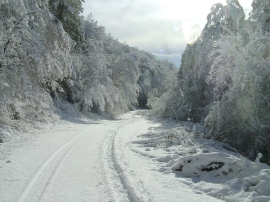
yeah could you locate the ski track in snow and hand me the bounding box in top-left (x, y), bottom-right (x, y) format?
top-left (18, 125), bottom-right (100, 202)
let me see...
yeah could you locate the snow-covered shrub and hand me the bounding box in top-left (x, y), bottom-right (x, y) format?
top-left (168, 152), bottom-right (270, 201)
top-left (170, 152), bottom-right (238, 177)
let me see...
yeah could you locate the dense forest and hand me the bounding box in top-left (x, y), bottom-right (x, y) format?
top-left (0, 0), bottom-right (270, 165)
top-left (149, 0), bottom-right (270, 164)
top-left (0, 0), bottom-right (176, 131)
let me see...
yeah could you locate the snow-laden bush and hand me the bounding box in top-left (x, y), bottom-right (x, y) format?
top-left (168, 152), bottom-right (270, 201)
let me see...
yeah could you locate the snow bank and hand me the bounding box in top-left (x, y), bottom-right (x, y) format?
top-left (132, 120), bottom-right (270, 202)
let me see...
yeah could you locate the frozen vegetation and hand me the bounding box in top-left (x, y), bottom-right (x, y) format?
top-left (148, 0), bottom-right (270, 165)
top-left (0, 0), bottom-right (176, 140)
top-left (0, 0), bottom-right (270, 201)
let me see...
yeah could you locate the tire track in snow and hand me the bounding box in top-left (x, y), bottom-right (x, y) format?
top-left (101, 123), bottom-right (130, 201)
top-left (102, 114), bottom-right (153, 202)
top-left (18, 125), bottom-right (100, 202)
top-left (113, 118), bottom-right (154, 202)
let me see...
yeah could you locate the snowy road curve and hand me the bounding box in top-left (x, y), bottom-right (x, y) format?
top-left (0, 111), bottom-right (221, 201)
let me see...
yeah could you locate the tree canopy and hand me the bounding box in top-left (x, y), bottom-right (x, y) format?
top-left (48, 0), bottom-right (85, 43)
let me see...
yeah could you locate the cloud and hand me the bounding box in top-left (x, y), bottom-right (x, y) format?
top-left (83, 0), bottom-right (253, 66)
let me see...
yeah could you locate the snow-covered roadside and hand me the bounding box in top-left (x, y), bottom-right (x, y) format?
top-left (114, 111), bottom-right (222, 202)
top-left (131, 113), bottom-right (270, 202)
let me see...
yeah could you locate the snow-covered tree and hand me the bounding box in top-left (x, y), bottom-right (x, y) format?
top-left (249, 0), bottom-right (270, 32)
top-left (148, 0), bottom-right (270, 164)
top-left (0, 0), bottom-right (178, 141)
top-left (48, 0), bottom-right (85, 43)
top-left (0, 0), bottom-right (72, 128)
top-left (205, 22), bottom-right (270, 164)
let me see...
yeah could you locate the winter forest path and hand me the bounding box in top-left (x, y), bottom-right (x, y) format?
top-left (0, 111), bottom-right (221, 202)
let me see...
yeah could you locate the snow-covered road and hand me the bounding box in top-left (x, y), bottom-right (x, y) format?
top-left (1, 111), bottom-right (222, 201)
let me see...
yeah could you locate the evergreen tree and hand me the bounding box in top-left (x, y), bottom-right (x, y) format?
top-left (48, 0), bottom-right (85, 43)
top-left (249, 0), bottom-right (270, 32)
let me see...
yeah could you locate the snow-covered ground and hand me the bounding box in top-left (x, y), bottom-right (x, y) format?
top-left (0, 111), bottom-right (269, 201)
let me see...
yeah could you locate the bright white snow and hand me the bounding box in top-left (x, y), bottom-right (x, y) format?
top-left (0, 111), bottom-right (269, 202)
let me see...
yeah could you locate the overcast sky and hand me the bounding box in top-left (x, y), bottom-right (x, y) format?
top-left (83, 0), bottom-right (253, 67)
